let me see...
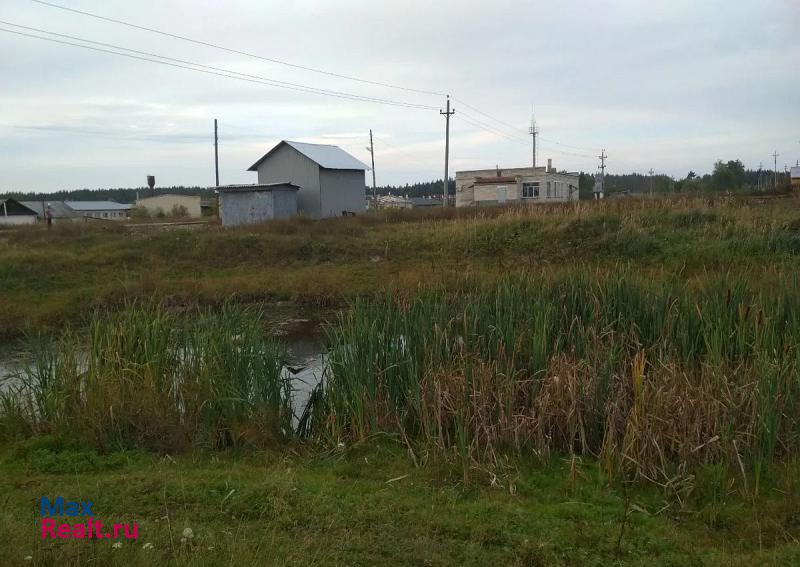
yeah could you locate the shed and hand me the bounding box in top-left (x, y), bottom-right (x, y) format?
top-left (217, 183), bottom-right (299, 227)
top-left (791, 166), bottom-right (800, 189)
top-left (0, 198), bottom-right (38, 225)
top-left (136, 194), bottom-right (202, 218)
top-left (247, 141), bottom-right (368, 218)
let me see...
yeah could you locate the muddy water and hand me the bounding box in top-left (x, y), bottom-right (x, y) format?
top-left (0, 315), bottom-right (330, 419)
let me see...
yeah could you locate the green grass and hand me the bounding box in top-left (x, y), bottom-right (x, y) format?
top-left (1, 194), bottom-right (799, 338)
top-left (0, 443), bottom-right (798, 566)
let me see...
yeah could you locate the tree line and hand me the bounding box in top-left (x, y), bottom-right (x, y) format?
top-left (2, 160), bottom-right (792, 203)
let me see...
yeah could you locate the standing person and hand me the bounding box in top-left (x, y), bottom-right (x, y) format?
top-left (45, 203), bottom-right (53, 228)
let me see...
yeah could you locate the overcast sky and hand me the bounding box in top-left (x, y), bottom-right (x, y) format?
top-left (1, 0), bottom-right (798, 193)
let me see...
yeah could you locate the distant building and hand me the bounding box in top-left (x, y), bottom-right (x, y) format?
top-left (136, 194), bottom-right (202, 218)
top-left (65, 201), bottom-right (132, 220)
top-left (217, 183), bottom-right (299, 227)
top-left (0, 199), bottom-right (38, 225)
top-left (247, 140), bottom-right (369, 218)
top-left (19, 201), bottom-right (79, 223)
top-left (791, 166), bottom-right (800, 190)
top-left (378, 195), bottom-right (443, 209)
top-left (456, 161), bottom-right (579, 207)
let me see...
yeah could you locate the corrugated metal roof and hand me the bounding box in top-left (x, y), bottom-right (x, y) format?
top-left (217, 183), bottom-right (300, 193)
top-left (248, 140), bottom-right (369, 171)
top-left (19, 201), bottom-right (78, 218)
top-left (64, 201), bottom-right (132, 211)
top-left (1, 198), bottom-right (38, 215)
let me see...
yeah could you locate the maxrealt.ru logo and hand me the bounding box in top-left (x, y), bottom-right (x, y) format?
top-left (40, 497), bottom-right (138, 540)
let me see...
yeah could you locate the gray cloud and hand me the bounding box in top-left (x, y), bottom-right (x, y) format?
top-left (0, 0), bottom-right (798, 192)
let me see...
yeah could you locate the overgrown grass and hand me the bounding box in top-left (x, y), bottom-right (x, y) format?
top-left (1, 194), bottom-right (799, 338)
top-left (318, 270), bottom-right (800, 495)
top-left (0, 303), bottom-right (290, 452)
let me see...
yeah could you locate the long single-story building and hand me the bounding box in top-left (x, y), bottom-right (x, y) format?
top-left (0, 199), bottom-right (38, 225)
top-left (65, 201), bottom-right (132, 220)
top-left (136, 194), bottom-right (202, 218)
top-left (217, 183), bottom-right (299, 227)
top-left (456, 161), bottom-right (579, 207)
top-left (247, 140), bottom-right (368, 218)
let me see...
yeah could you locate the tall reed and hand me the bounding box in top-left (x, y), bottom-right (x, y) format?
top-left (0, 302), bottom-right (290, 451)
top-left (318, 269), bottom-right (800, 485)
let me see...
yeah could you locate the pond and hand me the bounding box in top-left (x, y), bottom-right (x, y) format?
top-left (0, 314), bottom-right (330, 424)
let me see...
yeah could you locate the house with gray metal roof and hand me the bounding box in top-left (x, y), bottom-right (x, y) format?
top-left (0, 198), bottom-right (38, 225)
top-left (247, 141), bottom-right (368, 218)
top-left (19, 201), bottom-right (80, 223)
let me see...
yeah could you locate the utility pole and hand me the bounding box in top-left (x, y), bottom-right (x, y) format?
top-left (366, 129), bottom-right (377, 206)
top-left (440, 95), bottom-right (455, 206)
top-left (528, 113), bottom-right (538, 168)
top-left (772, 151), bottom-right (779, 190)
top-left (759, 162), bottom-right (763, 191)
top-left (649, 168), bottom-right (655, 195)
top-left (596, 149), bottom-right (607, 200)
top-left (214, 119), bottom-right (219, 187)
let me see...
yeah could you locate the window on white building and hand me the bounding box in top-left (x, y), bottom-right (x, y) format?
top-left (546, 182), bottom-right (551, 198)
top-left (522, 182), bottom-right (540, 198)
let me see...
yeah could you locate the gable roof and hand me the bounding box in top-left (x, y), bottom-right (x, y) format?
top-left (217, 182), bottom-right (300, 193)
top-left (248, 140), bottom-right (369, 172)
top-left (19, 201), bottom-right (79, 219)
top-left (64, 200), bottom-right (132, 212)
top-left (1, 198), bottom-right (39, 216)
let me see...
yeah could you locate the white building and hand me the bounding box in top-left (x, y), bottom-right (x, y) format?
top-left (0, 199), bottom-right (38, 225)
top-left (64, 201), bottom-right (132, 220)
top-left (136, 194), bottom-right (202, 218)
top-left (456, 161), bottom-right (579, 207)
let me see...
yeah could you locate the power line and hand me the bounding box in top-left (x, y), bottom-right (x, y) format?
top-left (24, 1), bottom-right (596, 158)
top-left (28, 0), bottom-right (446, 97)
top-left (0, 23), bottom-right (438, 111)
top-left (454, 113), bottom-right (528, 146)
top-left (451, 97), bottom-right (526, 135)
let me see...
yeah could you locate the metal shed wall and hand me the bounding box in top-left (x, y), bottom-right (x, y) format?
top-left (319, 169), bottom-right (367, 217)
top-left (254, 144), bottom-right (321, 217)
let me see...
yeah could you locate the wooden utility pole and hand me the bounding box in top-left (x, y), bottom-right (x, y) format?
top-left (772, 151), bottom-right (779, 190)
top-left (528, 113), bottom-right (538, 168)
top-left (368, 129), bottom-right (377, 206)
top-left (440, 95), bottom-right (455, 206)
top-left (214, 119), bottom-right (220, 187)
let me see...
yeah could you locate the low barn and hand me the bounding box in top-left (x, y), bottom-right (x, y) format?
top-left (218, 183), bottom-right (299, 227)
top-left (247, 141), bottom-right (368, 218)
top-left (65, 201), bottom-right (132, 220)
top-left (0, 199), bottom-right (38, 225)
top-left (20, 201), bottom-right (80, 223)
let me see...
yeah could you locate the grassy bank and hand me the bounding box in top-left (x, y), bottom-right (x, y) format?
top-left (0, 443), bottom-right (798, 566)
top-left (1, 194), bottom-right (799, 338)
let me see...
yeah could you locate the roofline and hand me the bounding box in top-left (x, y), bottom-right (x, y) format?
top-left (247, 140), bottom-right (370, 171)
top-left (0, 198), bottom-right (39, 215)
top-left (215, 182), bottom-right (300, 192)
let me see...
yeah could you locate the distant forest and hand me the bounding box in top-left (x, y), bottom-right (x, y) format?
top-left (2, 161), bottom-right (791, 202)
top-left (3, 186), bottom-right (214, 203)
